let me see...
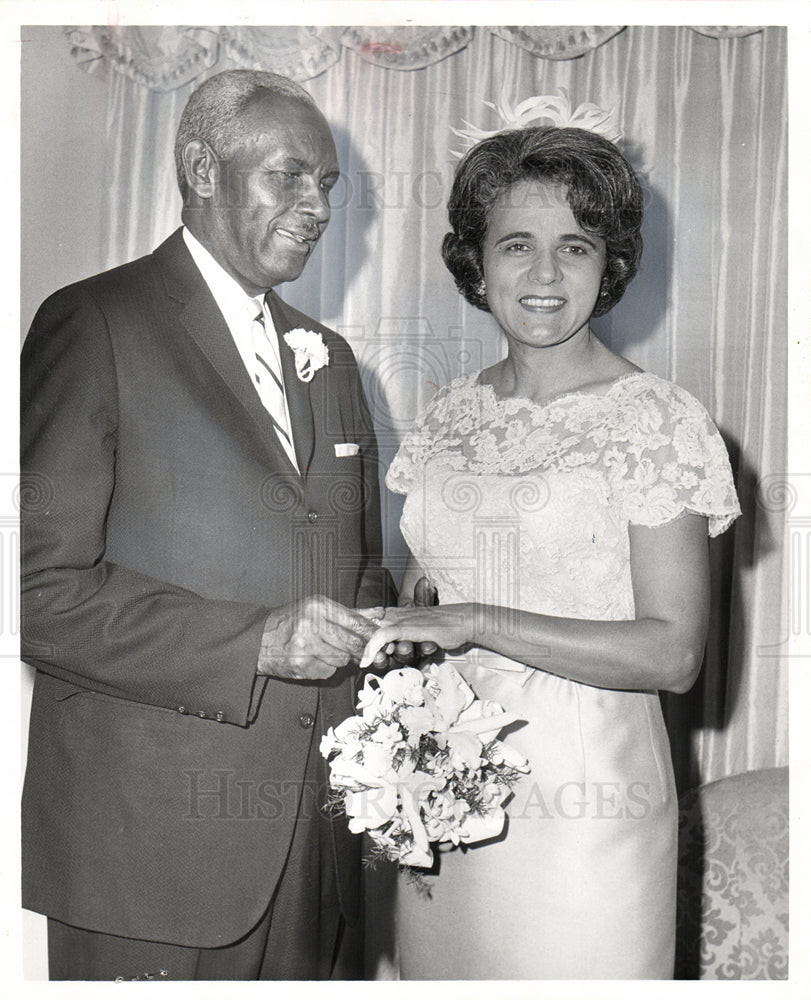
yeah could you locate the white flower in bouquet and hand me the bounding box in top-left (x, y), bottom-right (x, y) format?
top-left (320, 663), bottom-right (531, 880)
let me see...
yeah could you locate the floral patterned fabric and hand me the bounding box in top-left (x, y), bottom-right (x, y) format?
top-left (388, 372), bottom-right (740, 626)
top-left (675, 767), bottom-right (789, 980)
top-left (390, 371), bottom-right (739, 530)
top-left (383, 370), bottom-right (741, 979)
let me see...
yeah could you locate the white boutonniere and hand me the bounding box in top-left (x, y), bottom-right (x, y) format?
top-left (283, 328), bottom-right (330, 382)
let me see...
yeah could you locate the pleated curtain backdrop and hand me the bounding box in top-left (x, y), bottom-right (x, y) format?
top-left (65, 24), bottom-right (787, 793)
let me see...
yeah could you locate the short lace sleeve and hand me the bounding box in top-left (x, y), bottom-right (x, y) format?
top-left (610, 379), bottom-right (741, 537)
top-left (386, 379), bottom-right (462, 495)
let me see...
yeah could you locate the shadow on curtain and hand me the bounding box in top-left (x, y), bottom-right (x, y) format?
top-left (29, 22), bottom-right (788, 793)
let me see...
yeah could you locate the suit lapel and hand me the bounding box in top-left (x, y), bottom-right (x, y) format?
top-left (267, 292), bottom-right (315, 476)
top-left (153, 231), bottom-right (302, 478)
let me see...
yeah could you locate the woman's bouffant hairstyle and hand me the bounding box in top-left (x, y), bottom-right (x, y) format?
top-left (442, 126), bottom-right (644, 316)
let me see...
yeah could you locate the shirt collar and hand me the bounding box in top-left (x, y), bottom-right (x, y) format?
top-left (182, 227), bottom-right (264, 328)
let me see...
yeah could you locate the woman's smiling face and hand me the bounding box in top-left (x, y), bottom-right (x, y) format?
top-left (481, 179), bottom-right (607, 351)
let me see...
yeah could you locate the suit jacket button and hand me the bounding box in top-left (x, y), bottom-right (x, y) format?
top-left (178, 705), bottom-right (187, 714)
top-left (307, 510), bottom-right (318, 523)
top-left (197, 710), bottom-right (207, 719)
top-left (299, 712), bottom-right (315, 728)
top-left (215, 711), bottom-right (224, 722)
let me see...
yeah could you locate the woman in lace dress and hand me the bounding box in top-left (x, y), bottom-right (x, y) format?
top-left (363, 123), bottom-right (740, 979)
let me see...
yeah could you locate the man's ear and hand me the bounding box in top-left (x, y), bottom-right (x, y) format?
top-left (181, 139), bottom-right (218, 200)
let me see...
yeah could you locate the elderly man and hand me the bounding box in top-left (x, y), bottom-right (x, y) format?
top-left (21, 69), bottom-right (397, 981)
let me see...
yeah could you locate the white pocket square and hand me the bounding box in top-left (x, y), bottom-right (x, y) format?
top-left (334, 442), bottom-right (360, 457)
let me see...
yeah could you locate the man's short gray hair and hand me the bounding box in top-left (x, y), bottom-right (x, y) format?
top-left (174, 69), bottom-right (317, 198)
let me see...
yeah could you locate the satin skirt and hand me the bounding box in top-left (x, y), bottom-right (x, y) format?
top-left (374, 654), bottom-right (678, 981)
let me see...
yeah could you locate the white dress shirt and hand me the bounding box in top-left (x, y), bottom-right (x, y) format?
top-left (182, 228), bottom-right (298, 469)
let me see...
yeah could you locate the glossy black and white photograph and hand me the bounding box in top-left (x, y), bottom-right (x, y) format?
top-left (9, 3), bottom-right (805, 994)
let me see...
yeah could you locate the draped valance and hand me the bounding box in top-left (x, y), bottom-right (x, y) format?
top-left (64, 24), bottom-right (764, 90)
top-left (21, 23), bottom-right (787, 800)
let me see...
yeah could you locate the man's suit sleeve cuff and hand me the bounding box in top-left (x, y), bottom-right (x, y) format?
top-left (246, 672), bottom-right (268, 724)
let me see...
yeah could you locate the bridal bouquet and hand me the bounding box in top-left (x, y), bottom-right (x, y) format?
top-left (320, 663), bottom-right (530, 869)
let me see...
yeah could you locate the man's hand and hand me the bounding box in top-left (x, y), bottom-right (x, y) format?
top-left (257, 595), bottom-right (379, 680)
top-left (411, 575), bottom-right (438, 610)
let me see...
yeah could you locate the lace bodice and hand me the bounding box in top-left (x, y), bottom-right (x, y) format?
top-left (387, 371), bottom-right (740, 621)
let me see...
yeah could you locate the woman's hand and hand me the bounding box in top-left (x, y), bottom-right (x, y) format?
top-left (359, 603), bottom-right (476, 669)
top-left (360, 575), bottom-right (440, 667)
top-left (363, 515), bottom-right (711, 692)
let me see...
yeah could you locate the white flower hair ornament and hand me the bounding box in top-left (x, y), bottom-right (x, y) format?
top-left (451, 87), bottom-right (622, 158)
top-left (283, 328), bottom-right (329, 382)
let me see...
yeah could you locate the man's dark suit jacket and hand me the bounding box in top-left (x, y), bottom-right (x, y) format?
top-left (21, 229), bottom-right (392, 948)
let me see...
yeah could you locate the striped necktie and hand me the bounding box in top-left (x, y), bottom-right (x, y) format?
top-left (251, 303), bottom-right (298, 469)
